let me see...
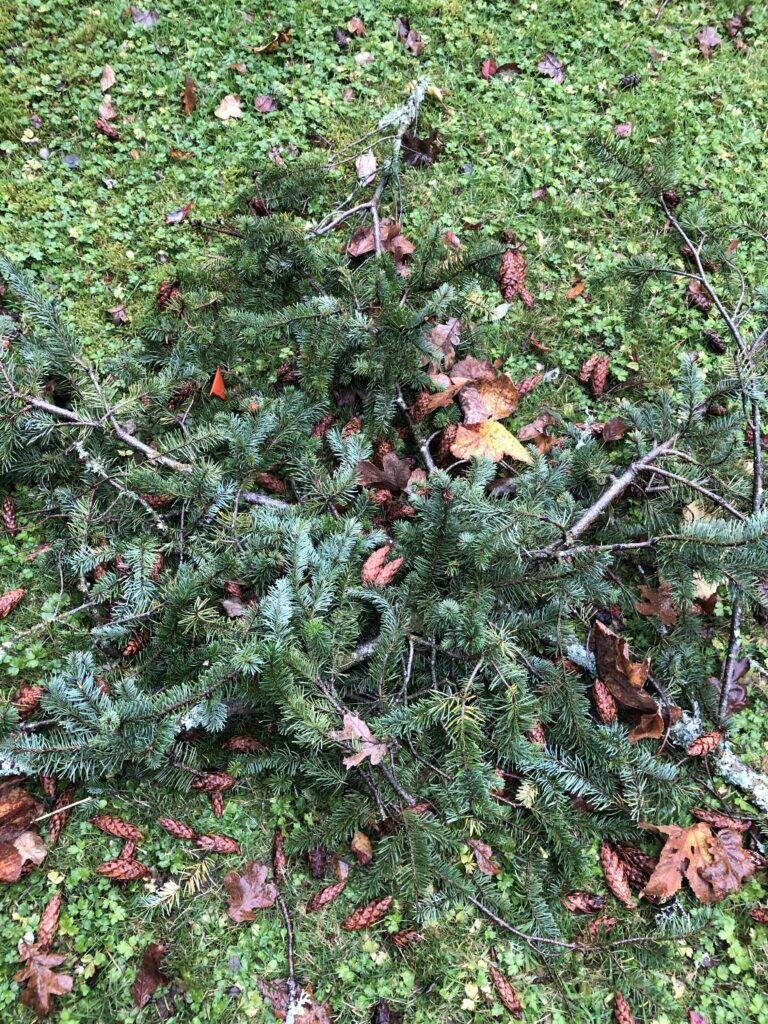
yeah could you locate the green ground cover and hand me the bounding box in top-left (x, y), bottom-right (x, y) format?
top-left (2, 0), bottom-right (768, 1021)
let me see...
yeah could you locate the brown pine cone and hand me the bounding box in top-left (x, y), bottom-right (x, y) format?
top-left (306, 880), bottom-right (346, 912)
top-left (194, 833), bottom-right (241, 854)
top-left (686, 730), bottom-right (723, 756)
top-left (122, 631), bottom-right (149, 658)
top-left (599, 842), bottom-right (635, 908)
top-left (586, 913), bottom-right (617, 941)
top-left (150, 552), bottom-right (164, 581)
top-left (560, 891), bottom-right (607, 914)
top-left (93, 562), bottom-right (109, 581)
top-left (94, 676), bottom-right (110, 696)
top-left (341, 896), bottom-right (392, 931)
top-left (613, 991), bottom-right (635, 1024)
top-left (192, 771), bottom-right (235, 793)
top-left (0, 587), bottom-right (26, 619)
top-left (13, 685), bottom-right (44, 720)
top-left (750, 906), bottom-right (768, 924)
top-left (489, 963), bottom-right (523, 1019)
top-left (2, 495), bottom-right (18, 536)
top-left (593, 679), bottom-right (618, 724)
top-left (272, 827), bottom-right (287, 882)
top-left (702, 328), bottom-right (727, 354)
top-left (342, 416), bottom-right (362, 437)
top-left (89, 816), bottom-right (144, 840)
top-left (95, 858), bottom-right (150, 880)
top-left (37, 891), bottom-right (63, 952)
top-left (516, 373), bottom-right (542, 396)
top-left (209, 792), bottom-right (224, 818)
top-left (578, 353), bottom-right (601, 383)
top-left (499, 249), bottom-right (533, 308)
top-left (591, 355), bottom-right (610, 398)
top-left (223, 580), bottom-right (243, 599)
top-left (252, 472), bottom-right (286, 495)
top-left (115, 556), bottom-right (131, 578)
top-left (692, 807), bottom-right (751, 832)
top-left (410, 392), bottom-right (432, 424)
top-left (141, 494), bottom-right (173, 509)
top-left (389, 929), bottom-right (424, 948)
top-left (222, 735), bottom-right (263, 753)
top-left (156, 280), bottom-right (181, 310)
top-left (526, 722), bottom-right (546, 745)
top-left (167, 379), bottom-right (196, 409)
top-left (373, 438), bottom-right (395, 464)
top-left (118, 840), bottom-right (137, 861)
top-left (614, 843), bottom-right (657, 877)
top-left (311, 413), bottom-right (337, 438)
top-left (307, 845), bottom-right (327, 879)
top-left (745, 849), bottom-right (767, 870)
top-left (276, 360), bottom-right (299, 384)
top-left (436, 423), bottom-right (459, 464)
top-left (94, 117), bottom-right (121, 140)
top-left (39, 774), bottom-right (57, 799)
top-left (48, 785), bottom-right (75, 846)
top-left (158, 817), bottom-right (198, 840)
top-left (369, 489), bottom-right (391, 506)
top-left (662, 188), bottom-right (681, 208)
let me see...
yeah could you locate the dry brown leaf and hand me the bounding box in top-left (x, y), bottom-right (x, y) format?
top-left (100, 64), bottom-right (116, 91)
top-left (468, 839), bottom-right (501, 876)
top-left (635, 584), bottom-right (678, 627)
top-left (591, 622), bottom-right (655, 712)
top-left (355, 150), bottom-right (377, 182)
top-left (14, 942), bottom-right (73, 1017)
top-left (356, 452), bottom-right (414, 491)
top-left (251, 29), bottom-right (291, 53)
top-left (130, 943), bottom-right (170, 1009)
top-left (410, 381), bottom-right (464, 421)
top-left (256, 977), bottom-right (332, 1023)
top-left (458, 374), bottom-right (519, 424)
top-left (450, 421), bottom-right (533, 464)
top-left (566, 280), bottom-right (585, 299)
top-left (223, 861), bottom-right (277, 922)
top-left (641, 822), bottom-right (755, 904)
top-left (518, 415), bottom-right (557, 454)
top-left (351, 831), bottom-right (373, 865)
top-left (424, 318), bottom-right (460, 370)
top-left (181, 75), bottom-right (197, 115)
top-left (347, 16), bottom-right (365, 35)
top-left (328, 713), bottom-right (388, 768)
top-left (214, 94), bottom-right (242, 120)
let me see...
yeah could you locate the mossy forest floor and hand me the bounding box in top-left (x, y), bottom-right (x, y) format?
top-left (1, 0), bottom-right (768, 1021)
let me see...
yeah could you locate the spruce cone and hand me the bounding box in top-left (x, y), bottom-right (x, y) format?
top-left (94, 117), bottom-right (121, 140)
top-left (156, 279), bottom-right (181, 310)
top-left (593, 679), bottom-right (618, 724)
top-left (48, 785), bottom-right (76, 845)
top-left (167, 379), bottom-right (196, 409)
top-left (691, 808), bottom-right (751, 832)
top-left (93, 562), bottom-right (108, 581)
top-left (306, 880), bottom-right (346, 912)
top-left (341, 896), bottom-right (392, 931)
top-left (526, 722), bottom-right (546, 745)
top-left (39, 775), bottom-right (57, 799)
top-left (591, 355), bottom-right (610, 398)
top-left (750, 907), bottom-right (768, 924)
top-left (311, 413), bottom-right (337, 438)
top-left (342, 416), bottom-right (362, 436)
top-left (489, 963), bottom-right (523, 1019)
top-left (192, 771), bottom-right (235, 793)
top-left (410, 392), bottom-right (432, 424)
top-left (158, 817), bottom-right (198, 840)
top-left (141, 494), bottom-right (173, 508)
top-left (209, 792), bottom-right (224, 818)
top-left (119, 840), bottom-right (137, 861)
top-left (389, 929), bottom-right (423, 948)
top-left (662, 188), bottom-right (681, 208)
top-left (586, 913), bottom-right (617, 941)
top-left (37, 891), bottom-right (63, 952)
top-left (2, 495), bottom-right (18, 536)
top-left (436, 423), bottom-right (459, 464)
top-left (122, 631), bottom-right (149, 658)
top-left (89, 815), bottom-right (144, 840)
top-left (599, 842), bottom-right (635, 908)
top-left (276, 360), bottom-right (299, 384)
top-left (272, 827), bottom-right (287, 882)
top-left (307, 845), bottom-right (327, 878)
top-left (613, 991), bottom-right (635, 1024)
top-left (499, 249), bottom-right (534, 308)
top-left (560, 891), bottom-right (607, 914)
top-left (578, 353), bottom-right (601, 383)
top-left (686, 730), bottom-right (723, 756)
top-left (373, 438), bottom-right (395, 464)
top-left (516, 372), bottom-right (542, 396)
top-left (615, 843), bottom-right (657, 877)
top-left (94, 676), bottom-right (110, 696)
top-left (223, 580), bottom-right (243, 599)
top-left (702, 328), bottom-right (727, 354)
top-left (619, 72), bottom-right (641, 89)
top-left (371, 489), bottom-right (392, 506)
top-left (95, 858), bottom-right (150, 880)
top-left (0, 587), bottom-right (26, 619)
top-left (252, 472), bottom-right (286, 495)
top-left (222, 735), bottom-right (263, 753)
top-left (150, 552), bottom-right (164, 581)
top-left (13, 685), bottom-right (44, 720)
top-left (194, 833), bottom-right (241, 854)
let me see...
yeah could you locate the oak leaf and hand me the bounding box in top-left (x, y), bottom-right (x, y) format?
top-left (635, 583), bottom-right (678, 627)
top-left (328, 713), bottom-right (388, 768)
top-left (591, 622), bottom-right (655, 713)
top-left (450, 421), bottom-right (533, 464)
top-left (223, 860), bottom-right (277, 922)
top-left (14, 942), bottom-right (73, 1017)
top-left (537, 51), bottom-right (565, 83)
top-left (640, 822), bottom-right (755, 904)
top-left (356, 452), bottom-right (414, 491)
